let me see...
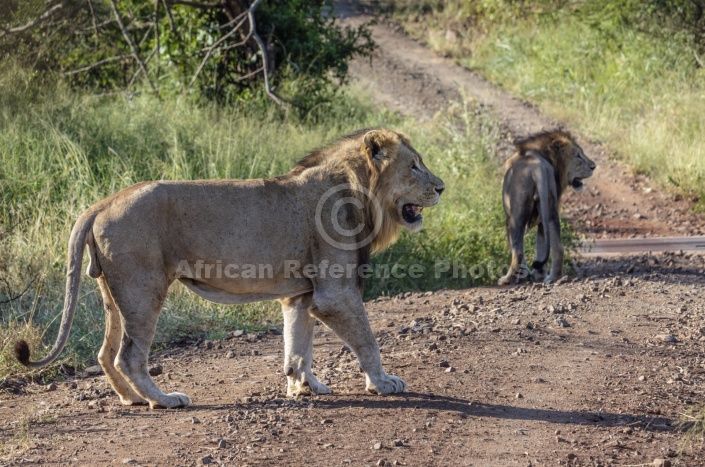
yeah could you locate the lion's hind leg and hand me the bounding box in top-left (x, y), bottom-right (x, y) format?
top-left (498, 223), bottom-right (529, 285)
top-left (544, 216), bottom-right (564, 284)
top-left (281, 295), bottom-right (332, 397)
top-left (530, 223), bottom-right (548, 282)
top-left (108, 271), bottom-right (191, 409)
top-left (96, 276), bottom-right (148, 406)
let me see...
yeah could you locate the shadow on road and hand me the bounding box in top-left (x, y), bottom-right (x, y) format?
top-left (186, 391), bottom-right (680, 433)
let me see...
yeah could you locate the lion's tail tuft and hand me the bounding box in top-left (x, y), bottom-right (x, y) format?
top-left (14, 340), bottom-right (31, 366)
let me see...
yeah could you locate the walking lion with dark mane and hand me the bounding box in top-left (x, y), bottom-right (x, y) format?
top-left (498, 130), bottom-right (595, 286)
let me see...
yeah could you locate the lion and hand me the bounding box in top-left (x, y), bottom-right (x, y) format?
top-left (15, 128), bottom-right (445, 409)
top-left (497, 130), bottom-right (595, 286)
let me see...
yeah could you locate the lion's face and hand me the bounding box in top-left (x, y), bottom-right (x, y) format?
top-left (566, 142), bottom-right (596, 193)
top-left (365, 130), bottom-right (445, 234)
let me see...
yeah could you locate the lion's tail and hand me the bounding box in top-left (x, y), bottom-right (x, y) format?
top-left (15, 209), bottom-right (100, 369)
top-left (531, 168), bottom-right (554, 271)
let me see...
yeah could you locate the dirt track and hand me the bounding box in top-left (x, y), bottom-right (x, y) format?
top-left (3, 257), bottom-right (705, 466)
top-left (2, 2), bottom-right (705, 466)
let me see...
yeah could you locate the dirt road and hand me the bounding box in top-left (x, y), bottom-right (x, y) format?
top-left (2, 2), bottom-right (705, 466)
top-left (2, 256), bottom-right (705, 465)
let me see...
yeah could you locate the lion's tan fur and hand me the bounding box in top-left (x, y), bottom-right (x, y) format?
top-left (16, 127), bottom-right (444, 408)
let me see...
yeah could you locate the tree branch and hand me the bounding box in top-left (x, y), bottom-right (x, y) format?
top-left (161, 0), bottom-right (177, 32)
top-left (154, 0), bottom-right (161, 79)
top-left (108, 0), bottom-right (157, 93)
top-left (0, 3), bottom-right (65, 39)
top-left (128, 46), bottom-right (158, 88)
top-left (189, 0), bottom-right (288, 111)
top-left (246, 0), bottom-right (288, 111)
top-left (233, 66), bottom-right (263, 82)
top-left (165, 0), bottom-right (224, 9)
top-left (61, 54), bottom-right (134, 76)
top-left (189, 12), bottom-right (248, 87)
top-left (86, 0), bottom-right (99, 46)
top-left (0, 274), bottom-right (39, 305)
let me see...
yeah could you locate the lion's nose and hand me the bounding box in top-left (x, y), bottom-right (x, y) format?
top-left (435, 185), bottom-right (445, 195)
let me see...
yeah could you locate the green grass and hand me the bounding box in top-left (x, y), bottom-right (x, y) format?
top-left (0, 63), bottom-right (511, 377)
top-left (368, 99), bottom-right (507, 296)
top-left (389, 1), bottom-right (705, 207)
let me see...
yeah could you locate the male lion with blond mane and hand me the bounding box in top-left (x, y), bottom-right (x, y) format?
top-left (16, 128), bottom-right (445, 409)
top-left (498, 130), bottom-right (595, 286)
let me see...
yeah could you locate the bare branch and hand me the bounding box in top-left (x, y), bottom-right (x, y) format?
top-left (137, 24), bottom-right (155, 47)
top-left (189, 12), bottom-right (249, 87)
top-left (198, 15), bottom-right (250, 53)
top-left (247, 0), bottom-right (288, 111)
top-left (233, 66), bottom-right (263, 82)
top-left (86, 0), bottom-right (99, 46)
top-left (0, 274), bottom-right (39, 305)
top-left (0, 3), bottom-right (65, 39)
top-left (108, 0), bottom-right (157, 93)
top-left (61, 55), bottom-right (134, 76)
top-left (188, 0), bottom-right (288, 111)
top-left (695, 50), bottom-right (705, 68)
top-left (161, 0), bottom-right (177, 32)
top-left (128, 46), bottom-right (158, 88)
top-left (154, 0), bottom-right (161, 79)
top-left (165, 0), bottom-right (224, 9)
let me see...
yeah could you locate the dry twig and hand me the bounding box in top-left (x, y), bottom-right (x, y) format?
top-left (0, 3), bottom-right (64, 39)
top-left (190, 12), bottom-right (249, 87)
top-left (247, 0), bottom-right (287, 111)
top-left (61, 55), bottom-right (134, 76)
top-left (108, 0), bottom-right (157, 93)
top-left (165, 0), bottom-right (224, 9)
top-left (86, 0), bottom-right (99, 46)
top-left (0, 274), bottom-right (39, 305)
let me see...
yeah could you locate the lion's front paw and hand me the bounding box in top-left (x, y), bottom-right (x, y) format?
top-left (365, 373), bottom-right (407, 395)
top-left (286, 372), bottom-right (332, 397)
top-left (150, 392), bottom-right (191, 409)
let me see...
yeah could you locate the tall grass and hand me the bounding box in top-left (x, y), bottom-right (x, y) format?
top-left (0, 65), bottom-right (509, 376)
top-left (368, 99), bottom-right (507, 296)
top-left (390, 1), bottom-right (705, 207)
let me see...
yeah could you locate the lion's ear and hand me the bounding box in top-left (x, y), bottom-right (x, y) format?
top-left (363, 130), bottom-right (393, 163)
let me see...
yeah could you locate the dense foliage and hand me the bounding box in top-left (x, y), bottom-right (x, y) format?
top-left (0, 0), bottom-right (375, 111)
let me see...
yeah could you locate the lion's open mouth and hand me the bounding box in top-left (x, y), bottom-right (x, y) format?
top-left (571, 178), bottom-right (584, 190)
top-left (402, 204), bottom-right (423, 224)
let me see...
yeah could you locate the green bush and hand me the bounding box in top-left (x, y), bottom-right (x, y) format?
top-left (0, 0), bottom-right (375, 112)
